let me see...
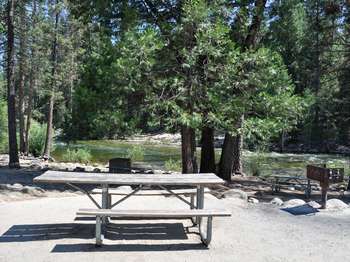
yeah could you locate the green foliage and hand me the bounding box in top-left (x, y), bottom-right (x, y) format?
top-left (245, 153), bottom-right (265, 177)
top-left (126, 145), bottom-right (145, 161)
top-left (28, 121), bottom-right (46, 157)
top-left (62, 147), bottom-right (92, 164)
top-left (164, 159), bottom-right (182, 172)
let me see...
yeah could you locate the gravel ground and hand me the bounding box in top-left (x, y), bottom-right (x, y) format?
top-left (0, 193), bottom-right (349, 262)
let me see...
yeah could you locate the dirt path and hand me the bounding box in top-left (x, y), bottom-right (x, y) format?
top-left (0, 194), bottom-right (349, 262)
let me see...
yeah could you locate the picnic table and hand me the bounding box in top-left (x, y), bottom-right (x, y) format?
top-left (34, 171), bottom-right (231, 246)
top-left (264, 175), bottom-right (317, 198)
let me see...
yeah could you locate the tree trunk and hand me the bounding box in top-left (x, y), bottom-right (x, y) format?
top-left (181, 126), bottom-right (197, 174)
top-left (18, 2), bottom-right (27, 154)
top-left (280, 130), bottom-right (286, 153)
top-left (219, 0), bottom-right (267, 180)
top-left (232, 115), bottom-right (244, 175)
top-left (43, 94), bottom-right (54, 158)
top-left (218, 133), bottom-right (235, 180)
top-left (200, 126), bottom-right (215, 173)
top-left (24, 0), bottom-right (37, 155)
top-left (6, 0), bottom-right (20, 168)
top-left (43, 3), bottom-right (59, 158)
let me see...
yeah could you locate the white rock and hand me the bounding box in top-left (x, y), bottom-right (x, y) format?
top-left (270, 197), bottom-right (284, 206)
top-left (287, 186), bottom-right (295, 191)
top-left (222, 189), bottom-right (248, 201)
top-left (8, 183), bottom-right (23, 191)
top-left (283, 199), bottom-right (306, 208)
top-left (248, 197), bottom-right (259, 204)
top-left (326, 199), bottom-right (349, 210)
top-left (117, 186), bottom-right (132, 193)
top-left (307, 201), bottom-right (322, 209)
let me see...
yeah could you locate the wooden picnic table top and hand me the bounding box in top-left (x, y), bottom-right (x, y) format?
top-left (34, 170), bottom-right (225, 186)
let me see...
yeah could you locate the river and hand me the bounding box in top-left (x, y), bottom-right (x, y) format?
top-left (52, 140), bottom-right (349, 177)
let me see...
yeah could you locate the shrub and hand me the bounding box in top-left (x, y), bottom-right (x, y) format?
top-left (164, 159), bottom-right (182, 172)
top-left (29, 121), bottom-right (46, 157)
top-left (126, 145), bottom-right (145, 161)
top-left (62, 148), bottom-right (92, 164)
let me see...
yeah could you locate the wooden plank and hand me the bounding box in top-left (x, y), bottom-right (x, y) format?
top-left (77, 208), bottom-right (231, 217)
top-left (34, 171), bottom-right (224, 186)
top-left (90, 187), bottom-right (211, 196)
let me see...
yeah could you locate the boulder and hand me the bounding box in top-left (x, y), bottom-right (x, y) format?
top-left (222, 189), bottom-right (248, 201)
top-left (283, 199), bottom-right (306, 208)
top-left (326, 199), bottom-right (349, 210)
top-left (248, 197), bottom-right (259, 204)
top-left (29, 163), bottom-right (43, 171)
top-left (21, 186), bottom-right (46, 196)
top-left (117, 186), bottom-right (132, 193)
top-left (7, 183), bottom-right (23, 192)
top-left (307, 201), bottom-right (322, 209)
top-left (270, 197), bottom-right (284, 206)
top-left (93, 168), bottom-right (101, 173)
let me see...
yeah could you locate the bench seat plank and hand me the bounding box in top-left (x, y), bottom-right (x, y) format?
top-left (77, 208), bottom-right (231, 218)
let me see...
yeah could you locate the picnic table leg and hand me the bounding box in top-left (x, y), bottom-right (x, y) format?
top-left (96, 216), bottom-right (103, 246)
top-left (101, 184), bottom-right (109, 235)
top-left (199, 216), bottom-right (213, 246)
top-left (190, 194), bottom-right (197, 225)
top-left (196, 186), bottom-right (204, 225)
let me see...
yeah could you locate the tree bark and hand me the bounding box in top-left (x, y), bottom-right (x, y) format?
top-left (232, 115), bottom-right (244, 175)
top-left (6, 0), bottom-right (20, 168)
top-left (200, 126), bottom-right (215, 173)
top-left (218, 0), bottom-right (266, 180)
top-left (43, 2), bottom-right (59, 158)
top-left (218, 133), bottom-right (235, 180)
top-left (18, 1), bottom-right (27, 153)
top-left (24, 0), bottom-right (37, 155)
top-left (181, 126), bottom-right (197, 174)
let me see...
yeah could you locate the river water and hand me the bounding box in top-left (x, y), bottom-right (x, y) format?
top-left (52, 140), bottom-right (349, 177)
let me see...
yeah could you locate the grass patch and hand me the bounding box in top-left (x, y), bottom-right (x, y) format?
top-left (62, 148), bottom-right (92, 164)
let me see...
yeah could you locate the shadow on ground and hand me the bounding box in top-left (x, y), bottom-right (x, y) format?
top-left (281, 204), bottom-right (319, 216)
top-left (0, 222), bottom-right (190, 242)
top-left (0, 222), bottom-right (206, 252)
top-left (51, 243), bottom-right (207, 252)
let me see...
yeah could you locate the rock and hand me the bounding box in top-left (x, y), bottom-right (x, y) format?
top-left (287, 186), bottom-right (295, 191)
top-left (93, 168), bottom-right (101, 173)
top-left (270, 197), bottom-right (284, 206)
top-left (7, 183), bottom-right (23, 191)
top-left (117, 186), bottom-right (132, 193)
top-left (29, 163), bottom-right (43, 171)
top-left (283, 199), bottom-right (306, 208)
top-left (326, 199), bottom-right (349, 210)
top-left (308, 201), bottom-right (322, 209)
top-left (153, 169), bottom-right (164, 174)
top-left (73, 167), bottom-right (85, 172)
top-left (222, 189), bottom-right (248, 201)
top-left (145, 170), bottom-right (154, 174)
top-left (248, 197), bottom-right (259, 204)
top-left (21, 186), bottom-right (46, 196)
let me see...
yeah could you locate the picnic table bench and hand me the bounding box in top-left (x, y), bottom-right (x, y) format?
top-left (34, 171), bottom-right (231, 247)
